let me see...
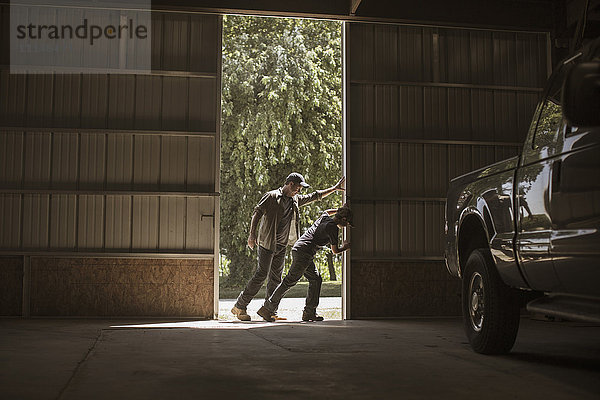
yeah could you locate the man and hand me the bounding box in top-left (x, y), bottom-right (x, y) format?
top-left (231, 173), bottom-right (345, 321)
top-left (257, 204), bottom-right (352, 322)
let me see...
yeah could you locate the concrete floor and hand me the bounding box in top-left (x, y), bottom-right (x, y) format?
top-left (1, 313), bottom-right (599, 400)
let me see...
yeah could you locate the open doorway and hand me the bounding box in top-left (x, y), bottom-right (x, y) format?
top-left (218, 15), bottom-right (344, 321)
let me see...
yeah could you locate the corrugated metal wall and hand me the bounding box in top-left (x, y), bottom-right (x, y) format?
top-left (0, 6), bottom-right (221, 317)
top-left (345, 23), bottom-right (549, 317)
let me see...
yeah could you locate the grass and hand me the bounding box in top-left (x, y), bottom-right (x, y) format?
top-left (219, 280), bottom-right (341, 299)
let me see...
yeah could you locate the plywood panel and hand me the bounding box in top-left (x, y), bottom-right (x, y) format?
top-left (30, 258), bottom-right (213, 317)
top-left (351, 261), bottom-right (460, 317)
top-left (0, 257), bottom-right (24, 316)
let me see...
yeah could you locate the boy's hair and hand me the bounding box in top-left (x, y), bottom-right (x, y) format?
top-left (334, 203), bottom-right (354, 227)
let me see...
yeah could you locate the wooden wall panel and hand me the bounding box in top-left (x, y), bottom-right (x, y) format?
top-left (351, 261), bottom-right (460, 317)
top-left (0, 257), bottom-right (23, 316)
top-left (30, 258), bottom-right (213, 317)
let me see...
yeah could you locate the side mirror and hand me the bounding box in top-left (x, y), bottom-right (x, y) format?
top-left (562, 61), bottom-right (600, 126)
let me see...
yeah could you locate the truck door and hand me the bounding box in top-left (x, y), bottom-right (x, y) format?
top-left (551, 106), bottom-right (600, 296)
top-left (515, 66), bottom-right (565, 292)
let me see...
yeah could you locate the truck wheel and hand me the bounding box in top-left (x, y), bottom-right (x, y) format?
top-left (462, 248), bottom-right (520, 354)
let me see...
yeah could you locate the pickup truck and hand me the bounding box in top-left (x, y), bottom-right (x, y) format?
top-left (444, 38), bottom-right (600, 354)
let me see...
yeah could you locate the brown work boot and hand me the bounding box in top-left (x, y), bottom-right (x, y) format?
top-left (231, 306), bottom-right (251, 321)
top-left (302, 310), bottom-right (324, 322)
top-left (257, 306), bottom-right (275, 322)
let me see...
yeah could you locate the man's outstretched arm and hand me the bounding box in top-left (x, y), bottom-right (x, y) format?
top-left (331, 240), bottom-right (350, 254)
top-left (298, 176), bottom-right (346, 207)
top-left (318, 176), bottom-right (345, 199)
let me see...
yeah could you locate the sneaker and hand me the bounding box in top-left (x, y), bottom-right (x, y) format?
top-left (257, 306), bottom-right (275, 322)
top-left (302, 311), bottom-right (324, 322)
top-left (231, 306), bottom-right (251, 321)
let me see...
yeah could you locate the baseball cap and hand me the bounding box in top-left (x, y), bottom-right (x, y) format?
top-left (285, 172), bottom-right (310, 187)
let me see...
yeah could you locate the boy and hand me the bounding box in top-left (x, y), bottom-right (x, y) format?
top-left (257, 204), bottom-right (353, 322)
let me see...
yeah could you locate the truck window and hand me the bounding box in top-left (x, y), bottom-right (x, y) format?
top-left (532, 67), bottom-right (565, 151)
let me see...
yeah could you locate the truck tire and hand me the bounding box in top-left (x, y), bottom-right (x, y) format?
top-left (462, 248), bottom-right (520, 354)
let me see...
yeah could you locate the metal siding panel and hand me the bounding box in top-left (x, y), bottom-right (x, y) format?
top-left (399, 143), bottom-right (425, 197)
top-left (24, 132), bottom-right (51, 189)
top-left (134, 75), bottom-right (162, 130)
top-left (163, 14), bottom-right (190, 71)
top-left (399, 86), bottom-right (423, 139)
top-left (351, 142), bottom-right (375, 197)
top-left (350, 85), bottom-right (375, 139)
top-left (26, 75), bottom-right (54, 127)
top-left (0, 195), bottom-right (21, 248)
top-left (105, 195), bottom-right (131, 249)
top-left (151, 13), bottom-right (164, 70)
top-left (188, 78), bottom-right (216, 132)
top-left (444, 29), bottom-right (470, 83)
top-left (0, 131), bottom-right (24, 186)
top-left (79, 133), bottom-right (106, 190)
top-left (106, 134), bottom-right (133, 190)
top-left (351, 24), bottom-right (374, 81)
top-left (424, 201), bottom-right (445, 255)
top-left (471, 89), bottom-right (495, 141)
top-left (469, 30), bottom-right (493, 85)
top-left (447, 144), bottom-right (473, 180)
top-left (162, 77), bottom-right (188, 131)
top-left (132, 196), bottom-right (159, 249)
top-left (53, 75), bottom-right (81, 128)
top-left (375, 202), bottom-right (399, 255)
top-left (374, 85), bottom-right (399, 139)
top-left (160, 136), bottom-right (186, 189)
top-left (51, 133), bottom-right (78, 190)
top-left (159, 197), bottom-right (185, 250)
top-left (22, 194), bottom-right (49, 248)
top-left (81, 75), bottom-right (108, 128)
top-left (447, 88), bottom-right (471, 141)
top-left (373, 25), bottom-right (398, 81)
top-left (108, 75), bottom-right (135, 129)
top-left (493, 91), bottom-right (518, 142)
top-left (0, 71), bottom-right (26, 126)
top-left (185, 197), bottom-right (214, 251)
top-left (424, 144), bottom-right (447, 198)
top-left (49, 194), bottom-right (76, 249)
top-left (352, 202), bottom-right (374, 257)
top-left (190, 14), bottom-right (218, 73)
top-left (133, 135), bottom-right (160, 190)
top-left (78, 195), bottom-right (104, 249)
top-left (471, 145), bottom-right (496, 171)
top-left (398, 26), bottom-right (424, 82)
top-left (423, 87), bottom-right (447, 140)
top-left (187, 136), bottom-right (215, 192)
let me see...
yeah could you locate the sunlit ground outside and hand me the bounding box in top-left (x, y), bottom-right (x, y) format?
top-left (218, 297), bottom-right (342, 322)
top-left (109, 297), bottom-right (341, 330)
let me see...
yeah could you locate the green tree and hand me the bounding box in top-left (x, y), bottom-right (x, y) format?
top-left (220, 16), bottom-right (343, 286)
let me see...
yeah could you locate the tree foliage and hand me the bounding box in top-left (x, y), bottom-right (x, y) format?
top-left (220, 16), bottom-right (343, 286)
